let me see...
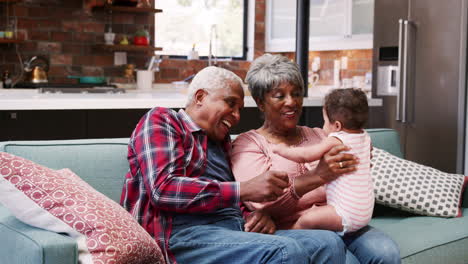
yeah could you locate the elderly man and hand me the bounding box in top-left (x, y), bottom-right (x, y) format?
top-left (121, 66), bottom-right (347, 264)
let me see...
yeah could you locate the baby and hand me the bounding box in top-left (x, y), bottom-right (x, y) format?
top-left (273, 88), bottom-right (374, 234)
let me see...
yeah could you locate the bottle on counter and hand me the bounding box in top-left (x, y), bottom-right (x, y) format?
top-left (2, 70), bottom-right (12, 88)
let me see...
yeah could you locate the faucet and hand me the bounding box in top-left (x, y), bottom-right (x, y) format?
top-left (208, 24), bottom-right (217, 66)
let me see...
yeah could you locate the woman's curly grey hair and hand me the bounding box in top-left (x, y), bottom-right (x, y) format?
top-left (185, 66), bottom-right (243, 107)
top-left (245, 54), bottom-right (304, 103)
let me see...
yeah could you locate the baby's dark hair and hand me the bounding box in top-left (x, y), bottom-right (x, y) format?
top-left (324, 88), bottom-right (369, 130)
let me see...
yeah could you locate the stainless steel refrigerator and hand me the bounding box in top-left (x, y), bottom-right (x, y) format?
top-left (372, 0), bottom-right (468, 173)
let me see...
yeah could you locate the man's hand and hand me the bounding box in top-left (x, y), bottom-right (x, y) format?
top-left (244, 210), bottom-right (276, 234)
top-left (239, 170), bottom-right (289, 203)
top-left (315, 144), bottom-right (359, 183)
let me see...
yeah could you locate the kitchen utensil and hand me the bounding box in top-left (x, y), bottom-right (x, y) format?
top-left (68, 76), bottom-right (107, 84)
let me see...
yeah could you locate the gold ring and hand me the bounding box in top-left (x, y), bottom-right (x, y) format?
top-left (339, 162), bottom-right (344, 168)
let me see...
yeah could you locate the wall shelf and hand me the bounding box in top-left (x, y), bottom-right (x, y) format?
top-left (0, 39), bottom-right (22, 44)
top-left (96, 44), bottom-right (162, 52)
top-left (104, 5), bottom-right (162, 13)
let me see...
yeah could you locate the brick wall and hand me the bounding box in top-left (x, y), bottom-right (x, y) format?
top-left (0, 0), bottom-right (153, 84)
top-left (0, 0), bottom-right (371, 85)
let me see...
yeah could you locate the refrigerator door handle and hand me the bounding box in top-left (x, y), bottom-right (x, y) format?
top-left (401, 20), bottom-right (411, 123)
top-left (396, 19), bottom-right (405, 122)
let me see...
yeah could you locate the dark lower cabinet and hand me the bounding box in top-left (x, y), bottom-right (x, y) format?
top-left (86, 109), bottom-right (150, 139)
top-left (0, 106), bottom-right (384, 141)
top-left (0, 110), bottom-right (87, 141)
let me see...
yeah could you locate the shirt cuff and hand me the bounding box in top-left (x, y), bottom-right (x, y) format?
top-left (219, 181), bottom-right (241, 207)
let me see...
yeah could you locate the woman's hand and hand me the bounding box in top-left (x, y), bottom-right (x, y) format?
top-left (316, 144), bottom-right (359, 183)
top-left (244, 210), bottom-right (276, 234)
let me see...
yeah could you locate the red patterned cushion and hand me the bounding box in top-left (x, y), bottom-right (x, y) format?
top-left (0, 152), bottom-right (164, 264)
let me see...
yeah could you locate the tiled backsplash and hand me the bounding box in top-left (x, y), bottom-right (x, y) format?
top-left (273, 49), bottom-right (372, 86)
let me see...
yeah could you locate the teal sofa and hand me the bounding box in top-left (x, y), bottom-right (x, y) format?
top-left (0, 128), bottom-right (467, 264)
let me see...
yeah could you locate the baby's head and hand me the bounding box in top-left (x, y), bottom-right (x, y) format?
top-left (322, 88), bottom-right (369, 134)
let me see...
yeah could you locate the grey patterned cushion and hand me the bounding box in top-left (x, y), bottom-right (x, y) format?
top-left (371, 147), bottom-right (465, 217)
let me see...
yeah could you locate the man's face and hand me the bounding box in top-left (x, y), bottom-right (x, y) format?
top-left (199, 82), bottom-right (245, 141)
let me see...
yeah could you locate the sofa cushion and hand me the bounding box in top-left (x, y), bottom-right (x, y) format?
top-left (371, 147), bottom-right (465, 217)
top-left (0, 206), bottom-right (77, 264)
top-left (371, 208), bottom-right (468, 262)
top-left (0, 152), bottom-right (164, 264)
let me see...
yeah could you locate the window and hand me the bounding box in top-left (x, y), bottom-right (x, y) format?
top-left (155, 0), bottom-right (247, 60)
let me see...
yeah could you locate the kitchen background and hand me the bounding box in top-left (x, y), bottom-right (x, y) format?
top-left (0, 0), bottom-right (371, 85)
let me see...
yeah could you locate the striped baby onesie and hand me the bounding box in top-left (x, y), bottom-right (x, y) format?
top-left (327, 131), bottom-right (374, 233)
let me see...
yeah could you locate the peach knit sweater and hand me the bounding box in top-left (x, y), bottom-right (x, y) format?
top-left (230, 126), bottom-right (327, 229)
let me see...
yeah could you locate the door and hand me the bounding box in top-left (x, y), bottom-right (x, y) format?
top-left (372, 0), bottom-right (408, 145)
top-left (403, 0), bottom-right (466, 173)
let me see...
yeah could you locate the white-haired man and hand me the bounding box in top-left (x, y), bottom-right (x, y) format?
top-left (121, 66), bottom-right (347, 264)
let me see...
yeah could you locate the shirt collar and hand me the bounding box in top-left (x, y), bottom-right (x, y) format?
top-left (178, 109), bottom-right (202, 133)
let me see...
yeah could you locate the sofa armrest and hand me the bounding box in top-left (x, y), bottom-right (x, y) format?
top-left (0, 206), bottom-right (78, 264)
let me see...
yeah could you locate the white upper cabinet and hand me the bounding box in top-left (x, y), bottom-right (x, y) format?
top-left (265, 0), bottom-right (374, 52)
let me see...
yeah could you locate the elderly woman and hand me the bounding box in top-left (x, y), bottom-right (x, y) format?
top-left (231, 54), bottom-right (400, 264)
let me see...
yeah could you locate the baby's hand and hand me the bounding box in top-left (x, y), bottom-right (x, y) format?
top-left (271, 143), bottom-right (289, 155)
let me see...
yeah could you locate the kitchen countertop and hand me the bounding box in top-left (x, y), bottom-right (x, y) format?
top-left (0, 85), bottom-right (382, 110)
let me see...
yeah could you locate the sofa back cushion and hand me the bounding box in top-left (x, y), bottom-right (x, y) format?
top-left (0, 138), bottom-right (129, 203)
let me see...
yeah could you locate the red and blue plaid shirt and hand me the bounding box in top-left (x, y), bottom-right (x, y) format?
top-left (120, 107), bottom-right (241, 263)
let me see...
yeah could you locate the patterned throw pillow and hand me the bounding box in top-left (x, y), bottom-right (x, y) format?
top-left (0, 152), bottom-right (165, 264)
top-left (371, 147), bottom-right (465, 217)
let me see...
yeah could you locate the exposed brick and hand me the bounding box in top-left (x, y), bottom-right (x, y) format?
top-left (17, 42), bottom-right (38, 52)
top-left (48, 65), bottom-right (69, 76)
top-left (28, 6), bottom-right (52, 18)
top-left (51, 54), bottom-right (73, 65)
top-left (160, 59), bottom-right (191, 69)
top-left (51, 31), bottom-right (73, 42)
top-left (134, 14), bottom-right (153, 25)
top-left (73, 55), bottom-right (94, 66)
top-left (113, 13), bottom-right (135, 25)
top-left (93, 55), bottom-right (114, 67)
top-left (13, 5), bottom-right (28, 17)
top-left (73, 32), bottom-right (96, 42)
top-left (37, 41), bottom-right (62, 53)
top-left (160, 68), bottom-right (179, 79)
top-left (255, 22), bottom-right (265, 34)
top-left (38, 19), bottom-right (62, 30)
top-left (82, 66), bottom-right (104, 76)
top-left (62, 44), bottom-right (83, 54)
top-left (29, 31), bottom-right (51, 41)
top-left (82, 22), bottom-right (105, 33)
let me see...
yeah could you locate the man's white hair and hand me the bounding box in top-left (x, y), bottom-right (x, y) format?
top-left (185, 66), bottom-right (243, 107)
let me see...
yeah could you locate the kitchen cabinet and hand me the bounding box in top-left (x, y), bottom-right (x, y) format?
top-left (265, 0), bottom-right (374, 52)
top-left (0, 110), bottom-right (87, 141)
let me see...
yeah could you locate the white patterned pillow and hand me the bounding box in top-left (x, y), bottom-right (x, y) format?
top-left (0, 152), bottom-right (164, 264)
top-left (371, 147), bottom-right (465, 217)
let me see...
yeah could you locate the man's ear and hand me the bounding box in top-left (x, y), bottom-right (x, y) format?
top-left (334, 120), bottom-right (342, 131)
top-left (194, 89), bottom-right (208, 106)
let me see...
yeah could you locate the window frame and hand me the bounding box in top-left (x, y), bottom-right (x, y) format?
top-left (157, 0), bottom-right (248, 61)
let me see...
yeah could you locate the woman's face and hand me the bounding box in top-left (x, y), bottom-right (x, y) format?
top-left (259, 82), bottom-right (303, 132)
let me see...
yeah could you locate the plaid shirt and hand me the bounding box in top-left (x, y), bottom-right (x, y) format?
top-left (120, 107), bottom-right (241, 264)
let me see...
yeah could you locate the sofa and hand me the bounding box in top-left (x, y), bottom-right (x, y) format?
top-left (0, 128), bottom-right (467, 264)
